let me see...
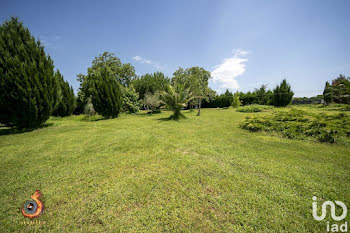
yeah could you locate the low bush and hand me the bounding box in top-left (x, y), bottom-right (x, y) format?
top-left (240, 109), bottom-right (350, 143)
top-left (236, 105), bottom-right (273, 112)
top-left (343, 105), bottom-right (350, 111)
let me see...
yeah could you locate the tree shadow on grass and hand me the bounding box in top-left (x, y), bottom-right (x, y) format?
top-left (156, 113), bottom-right (187, 122)
top-left (156, 117), bottom-right (173, 121)
top-left (137, 110), bottom-right (163, 117)
top-left (0, 123), bottom-right (54, 136)
top-left (80, 115), bottom-right (106, 122)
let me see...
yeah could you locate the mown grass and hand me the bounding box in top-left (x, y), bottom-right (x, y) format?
top-left (1, 107), bottom-right (349, 232)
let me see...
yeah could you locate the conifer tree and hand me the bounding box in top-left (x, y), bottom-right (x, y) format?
top-left (52, 70), bottom-right (75, 116)
top-left (89, 67), bottom-right (122, 118)
top-left (0, 17), bottom-right (56, 128)
top-left (77, 52), bottom-right (135, 115)
top-left (272, 79), bottom-right (294, 107)
top-left (232, 92), bottom-right (241, 108)
top-left (323, 81), bottom-right (333, 105)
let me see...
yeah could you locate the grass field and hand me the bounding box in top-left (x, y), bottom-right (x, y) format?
top-left (1, 107), bottom-right (349, 232)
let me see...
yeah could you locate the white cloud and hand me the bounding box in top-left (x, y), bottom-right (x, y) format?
top-left (211, 49), bottom-right (248, 92)
top-left (132, 56), bottom-right (143, 61)
top-left (132, 55), bottom-right (165, 70)
top-left (132, 55), bottom-right (152, 64)
top-left (40, 34), bottom-right (61, 49)
top-left (142, 59), bottom-right (152, 64)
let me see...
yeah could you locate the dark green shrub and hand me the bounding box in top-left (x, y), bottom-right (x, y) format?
top-left (240, 109), bottom-right (350, 143)
top-left (237, 105), bottom-right (273, 112)
top-left (74, 91), bottom-right (85, 115)
top-left (240, 122), bottom-right (264, 132)
top-left (343, 105), bottom-right (350, 111)
top-left (0, 17), bottom-right (55, 128)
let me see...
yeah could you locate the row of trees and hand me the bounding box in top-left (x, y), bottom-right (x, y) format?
top-left (75, 52), bottom-right (211, 119)
top-left (202, 79), bottom-right (294, 108)
top-left (0, 16), bottom-right (296, 128)
top-left (75, 52), bottom-right (136, 118)
top-left (292, 95), bottom-right (323, 105)
top-left (0, 16), bottom-right (211, 127)
top-left (0, 17), bottom-right (75, 128)
top-left (3, 17), bottom-right (346, 129)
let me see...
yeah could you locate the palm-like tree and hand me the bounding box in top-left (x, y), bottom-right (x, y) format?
top-left (161, 84), bottom-right (194, 119)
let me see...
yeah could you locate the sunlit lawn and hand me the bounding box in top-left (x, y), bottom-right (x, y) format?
top-left (1, 107), bottom-right (349, 232)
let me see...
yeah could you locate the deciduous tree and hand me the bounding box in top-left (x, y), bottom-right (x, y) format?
top-left (132, 72), bottom-right (170, 100)
top-left (144, 92), bottom-right (162, 113)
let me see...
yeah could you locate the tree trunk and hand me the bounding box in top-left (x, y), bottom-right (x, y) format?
top-left (197, 98), bottom-right (201, 116)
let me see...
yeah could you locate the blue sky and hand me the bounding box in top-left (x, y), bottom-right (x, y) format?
top-left (2, 0), bottom-right (350, 97)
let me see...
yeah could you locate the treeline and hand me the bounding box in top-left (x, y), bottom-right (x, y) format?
top-left (0, 17), bottom-right (75, 128)
top-left (292, 95), bottom-right (323, 105)
top-left (74, 53), bottom-right (211, 119)
top-left (203, 74), bottom-right (350, 108)
top-left (0, 17), bottom-right (212, 127)
top-left (0, 17), bottom-right (296, 128)
top-left (203, 80), bottom-right (294, 108)
top-left (1, 17), bottom-right (349, 129)
top-left (292, 75), bottom-right (350, 105)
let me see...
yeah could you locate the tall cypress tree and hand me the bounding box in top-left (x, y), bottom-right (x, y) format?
top-left (90, 67), bottom-right (122, 118)
top-left (52, 70), bottom-right (75, 117)
top-left (0, 17), bottom-right (55, 128)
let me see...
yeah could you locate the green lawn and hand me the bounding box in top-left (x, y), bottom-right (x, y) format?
top-left (1, 107), bottom-right (349, 232)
